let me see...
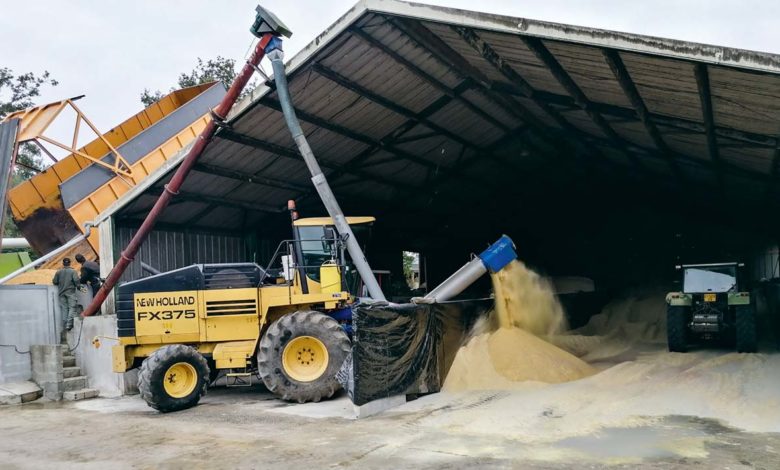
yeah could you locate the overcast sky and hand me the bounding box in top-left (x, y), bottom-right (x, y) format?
top-left (3, 0), bottom-right (780, 132)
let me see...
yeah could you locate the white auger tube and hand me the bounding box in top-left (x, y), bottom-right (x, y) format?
top-left (417, 235), bottom-right (517, 304)
top-left (422, 257), bottom-right (487, 303)
top-left (268, 49), bottom-right (386, 302)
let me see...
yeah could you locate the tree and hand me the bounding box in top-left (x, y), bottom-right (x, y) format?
top-left (403, 251), bottom-right (418, 288)
top-left (0, 67), bottom-right (58, 237)
top-left (141, 56), bottom-right (244, 107)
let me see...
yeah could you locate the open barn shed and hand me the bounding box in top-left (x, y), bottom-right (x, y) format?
top-left (101, 0), bottom-right (780, 304)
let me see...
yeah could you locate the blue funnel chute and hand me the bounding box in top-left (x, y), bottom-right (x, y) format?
top-left (417, 235), bottom-right (517, 304)
top-left (478, 235), bottom-right (517, 273)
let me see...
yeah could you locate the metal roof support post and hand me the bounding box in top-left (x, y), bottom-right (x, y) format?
top-left (0, 119), bottom-right (20, 251)
top-left (82, 33), bottom-right (277, 317)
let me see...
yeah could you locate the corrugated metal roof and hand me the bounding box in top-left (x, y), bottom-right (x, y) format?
top-left (115, 0), bottom-right (780, 236)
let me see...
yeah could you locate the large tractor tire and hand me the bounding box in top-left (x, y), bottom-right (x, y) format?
top-left (667, 306), bottom-right (689, 353)
top-left (138, 344), bottom-right (210, 413)
top-left (257, 310), bottom-right (350, 403)
top-left (735, 304), bottom-right (758, 353)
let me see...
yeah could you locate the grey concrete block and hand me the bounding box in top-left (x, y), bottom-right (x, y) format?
top-left (39, 380), bottom-right (64, 401)
top-left (0, 390), bottom-right (21, 405)
top-left (0, 381), bottom-right (43, 404)
top-left (353, 395), bottom-right (406, 418)
top-left (63, 388), bottom-right (98, 401)
top-left (31, 345), bottom-right (64, 384)
top-left (62, 356), bottom-right (76, 368)
top-left (63, 367), bottom-right (81, 378)
top-left (62, 376), bottom-right (87, 392)
top-left (123, 369), bottom-right (139, 395)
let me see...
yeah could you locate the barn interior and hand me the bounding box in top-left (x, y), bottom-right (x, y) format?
top-left (109, 1), bottom-right (780, 306)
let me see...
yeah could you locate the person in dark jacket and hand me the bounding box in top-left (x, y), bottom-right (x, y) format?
top-left (52, 258), bottom-right (80, 331)
top-left (75, 254), bottom-right (101, 297)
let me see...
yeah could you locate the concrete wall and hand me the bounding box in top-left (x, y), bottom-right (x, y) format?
top-left (69, 316), bottom-right (137, 397)
top-left (0, 285), bottom-right (61, 384)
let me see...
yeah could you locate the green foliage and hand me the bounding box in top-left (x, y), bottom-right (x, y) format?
top-left (402, 251), bottom-right (418, 287)
top-left (0, 67), bottom-right (59, 118)
top-left (140, 56), bottom-right (244, 107)
top-left (0, 67), bottom-right (58, 237)
top-left (177, 56), bottom-right (237, 89)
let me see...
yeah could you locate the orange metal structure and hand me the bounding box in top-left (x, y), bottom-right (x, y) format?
top-left (4, 82), bottom-right (223, 261)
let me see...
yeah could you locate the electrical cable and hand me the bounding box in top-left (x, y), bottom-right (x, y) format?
top-left (0, 318), bottom-right (85, 355)
top-left (0, 344), bottom-right (30, 355)
top-left (67, 319), bottom-right (84, 353)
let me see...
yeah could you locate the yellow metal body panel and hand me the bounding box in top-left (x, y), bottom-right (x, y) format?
top-left (112, 345), bottom-right (129, 373)
top-left (213, 340), bottom-right (256, 369)
top-left (115, 282), bottom-right (350, 373)
top-left (293, 216), bottom-right (375, 226)
top-left (133, 290), bottom-right (200, 337)
top-left (203, 288), bottom-right (260, 342)
top-left (320, 263), bottom-right (341, 294)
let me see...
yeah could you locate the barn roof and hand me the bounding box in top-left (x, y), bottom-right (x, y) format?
top-left (114, 0), bottom-right (780, 241)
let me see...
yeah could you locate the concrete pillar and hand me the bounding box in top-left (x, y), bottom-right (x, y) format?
top-left (69, 316), bottom-right (137, 396)
top-left (30, 344), bottom-right (64, 400)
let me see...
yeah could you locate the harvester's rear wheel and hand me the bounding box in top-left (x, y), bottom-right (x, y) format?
top-left (735, 304), bottom-right (757, 353)
top-left (667, 306), bottom-right (689, 353)
top-left (138, 345), bottom-right (209, 413)
top-left (257, 310), bottom-right (350, 403)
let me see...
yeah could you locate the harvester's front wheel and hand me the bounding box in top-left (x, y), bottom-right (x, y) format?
top-left (667, 306), bottom-right (689, 353)
top-left (735, 304), bottom-right (757, 353)
top-left (138, 345), bottom-right (210, 413)
top-left (257, 310), bottom-right (350, 403)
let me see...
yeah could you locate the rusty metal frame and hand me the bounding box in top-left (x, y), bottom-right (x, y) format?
top-left (2, 96), bottom-right (133, 177)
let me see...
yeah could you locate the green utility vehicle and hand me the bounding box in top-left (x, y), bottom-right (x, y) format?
top-left (666, 262), bottom-right (757, 353)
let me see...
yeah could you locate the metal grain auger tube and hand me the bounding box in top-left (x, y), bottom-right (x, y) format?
top-left (267, 40), bottom-right (386, 302)
top-left (416, 235), bottom-right (518, 303)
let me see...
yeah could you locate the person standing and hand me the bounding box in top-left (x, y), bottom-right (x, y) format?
top-left (75, 253), bottom-right (101, 297)
top-left (52, 258), bottom-right (80, 331)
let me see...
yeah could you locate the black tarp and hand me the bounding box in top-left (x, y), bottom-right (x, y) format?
top-left (342, 300), bottom-right (491, 406)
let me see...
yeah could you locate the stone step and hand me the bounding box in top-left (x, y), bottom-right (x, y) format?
top-left (63, 388), bottom-right (99, 401)
top-left (0, 381), bottom-right (42, 405)
top-left (63, 366), bottom-right (81, 379)
top-left (62, 376), bottom-right (88, 392)
top-left (62, 356), bottom-right (76, 368)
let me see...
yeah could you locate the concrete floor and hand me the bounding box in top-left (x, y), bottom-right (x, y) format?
top-left (1, 383), bottom-right (779, 469)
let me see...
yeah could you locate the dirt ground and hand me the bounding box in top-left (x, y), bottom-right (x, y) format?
top-left (1, 378), bottom-right (779, 470)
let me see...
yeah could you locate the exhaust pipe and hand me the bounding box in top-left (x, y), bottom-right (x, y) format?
top-left (417, 235), bottom-right (517, 304)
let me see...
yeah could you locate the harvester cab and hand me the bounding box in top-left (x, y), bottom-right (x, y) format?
top-left (266, 214), bottom-right (376, 299)
top-left (665, 262), bottom-right (757, 353)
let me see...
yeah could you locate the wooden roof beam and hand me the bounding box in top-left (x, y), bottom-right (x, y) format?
top-left (694, 63), bottom-right (726, 191)
top-left (520, 36), bottom-right (649, 175)
top-left (602, 49), bottom-right (686, 182)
